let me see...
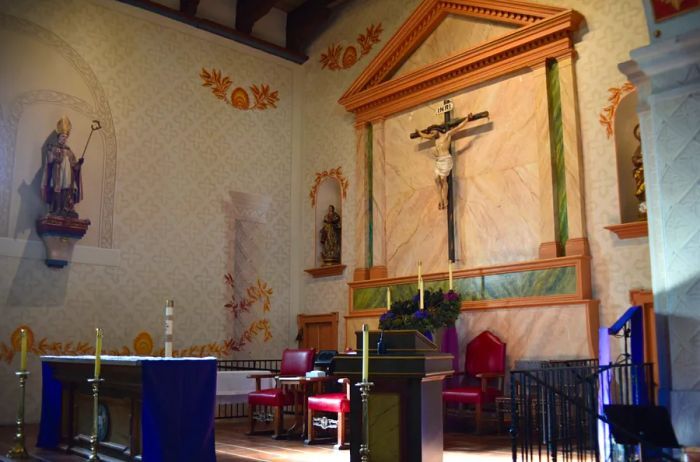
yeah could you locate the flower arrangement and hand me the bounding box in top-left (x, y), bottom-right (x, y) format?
top-left (379, 288), bottom-right (461, 332)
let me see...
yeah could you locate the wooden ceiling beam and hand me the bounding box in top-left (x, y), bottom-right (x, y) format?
top-left (117, 0), bottom-right (308, 64)
top-left (236, 0), bottom-right (278, 34)
top-left (287, 0), bottom-right (346, 56)
top-left (179, 0), bottom-right (200, 17)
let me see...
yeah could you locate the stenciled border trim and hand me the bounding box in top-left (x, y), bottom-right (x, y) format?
top-left (599, 81), bottom-right (636, 138)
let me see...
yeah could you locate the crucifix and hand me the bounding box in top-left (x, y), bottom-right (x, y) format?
top-left (410, 100), bottom-right (489, 261)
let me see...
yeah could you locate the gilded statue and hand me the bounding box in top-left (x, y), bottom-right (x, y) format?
top-left (631, 124), bottom-right (646, 219)
top-left (40, 116), bottom-right (84, 218)
top-left (320, 205), bottom-right (341, 265)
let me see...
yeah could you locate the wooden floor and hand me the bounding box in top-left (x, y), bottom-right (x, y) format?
top-left (0, 418), bottom-right (512, 461)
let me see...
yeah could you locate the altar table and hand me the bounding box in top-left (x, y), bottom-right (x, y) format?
top-left (37, 355), bottom-right (216, 462)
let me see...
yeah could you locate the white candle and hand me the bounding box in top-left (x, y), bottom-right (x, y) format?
top-left (361, 324), bottom-right (369, 382)
top-left (449, 260), bottom-right (453, 291)
top-left (165, 299), bottom-right (174, 357)
top-left (386, 287), bottom-right (391, 310)
top-left (418, 261), bottom-right (422, 281)
top-left (419, 278), bottom-right (424, 310)
top-left (19, 329), bottom-right (27, 371)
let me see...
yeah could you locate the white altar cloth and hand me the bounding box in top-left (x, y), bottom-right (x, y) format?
top-left (216, 370), bottom-right (274, 405)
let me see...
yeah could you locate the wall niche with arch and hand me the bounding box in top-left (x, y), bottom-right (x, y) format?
top-left (305, 167), bottom-right (348, 278)
top-left (604, 87), bottom-right (649, 239)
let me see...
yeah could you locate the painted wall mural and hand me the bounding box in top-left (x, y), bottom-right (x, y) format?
top-left (599, 82), bottom-right (636, 138)
top-left (199, 68), bottom-right (280, 110)
top-left (320, 23), bottom-right (383, 71)
top-left (1, 276), bottom-right (274, 363)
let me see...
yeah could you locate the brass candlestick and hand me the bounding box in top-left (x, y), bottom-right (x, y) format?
top-left (87, 377), bottom-right (104, 462)
top-left (355, 381), bottom-right (373, 462)
top-left (6, 370), bottom-right (30, 459)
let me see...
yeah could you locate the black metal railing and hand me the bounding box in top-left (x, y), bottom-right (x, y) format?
top-left (215, 359), bottom-right (281, 419)
top-left (510, 362), bottom-right (655, 462)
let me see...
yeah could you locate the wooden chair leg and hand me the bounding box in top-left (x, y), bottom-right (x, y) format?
top-left (336, 411), bottom-right (347, 449)
top-left (248, 404), bottom-right (256, 434)
top-left (475, 403), bottom-right (483, 434)
top-left (273, 406), bottom-right (283, 438)
top-left (305, 408), bottom-right (315, 444)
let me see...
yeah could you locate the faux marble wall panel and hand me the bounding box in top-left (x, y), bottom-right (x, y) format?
top-left (384, 71), bottom-right (540, 275)
top-left (454, 303), bottom-right (593, 373)
top-left (393, 14), bottom-right (518, 79)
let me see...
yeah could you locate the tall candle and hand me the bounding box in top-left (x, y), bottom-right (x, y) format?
top-left (19, 328), bottom-right (27, 371)
top-left (419, 278), bottom-right (424, 310)
top-left (361, 324), bottom-right (369, 382)
top-left (448, 260), bottom-right (453, 291)
top-left (94, 328), bottom-right (102, 379)
top-left (386, 287), bottom-right (391, 310)
top-left (165, 299), bottom-right (174, 357)
top-left (418, 261), bottom-right (422, 281)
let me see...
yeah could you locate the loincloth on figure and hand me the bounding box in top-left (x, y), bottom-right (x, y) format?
top-left (434, 155), bottom-right (453, 178)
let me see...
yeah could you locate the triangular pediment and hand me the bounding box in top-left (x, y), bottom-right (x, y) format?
top-left (339, 0), bottom-right (582, 123)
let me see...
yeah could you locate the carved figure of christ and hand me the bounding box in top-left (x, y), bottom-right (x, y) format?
top-left (410, 104), bottom-right (489, 260)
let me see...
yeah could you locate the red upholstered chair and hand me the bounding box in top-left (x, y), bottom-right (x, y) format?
top-left (305, 378), bottom-right (350, 449)
top-left (443, 331), bottom-right (506, 433)
top-left (248, 348), bottom-right (315, 438)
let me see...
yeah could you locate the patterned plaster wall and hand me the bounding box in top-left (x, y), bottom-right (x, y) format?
top-left (301, 0), bottom-right (651, 349)
top-left (0, 0), bottom-right (295, 423)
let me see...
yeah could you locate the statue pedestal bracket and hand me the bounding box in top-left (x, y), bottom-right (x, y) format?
top-left (36, 215), bottom-right (90, 268)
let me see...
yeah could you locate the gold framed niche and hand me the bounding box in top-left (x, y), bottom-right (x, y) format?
top-left (305, 174), bottom-right (346, 278)
top-left (605, 89), bottom-right (648, 239)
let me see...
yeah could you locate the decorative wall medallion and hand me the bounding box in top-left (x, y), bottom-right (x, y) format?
top-left (599, 82), bottom-right (636, 138)
top-left (309, 167), bottom-right (349, 206)
top-left (199, 68), bottom-right (280, 110)
top-left (133, 331), bottom-right (154, 355)
top-left (320, 23), bottom-right (383, 71)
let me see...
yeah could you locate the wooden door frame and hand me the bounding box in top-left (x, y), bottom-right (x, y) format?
top-left (297, 312), bottom-right (339, 351)
top-left (630, 289), bottom-right (658, 398)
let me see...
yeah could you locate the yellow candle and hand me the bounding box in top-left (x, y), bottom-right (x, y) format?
top-left (386, 287), bottom-right (391, 310)
top-left (361, 324), bottom-right (369, 382)
top-left (449, 260), bottom-right (453, 291)
top-left (419, 278), bottom-right (424, 310)
top-left (94, 328), bottom-right (102, 379)
top-left (20, 329), bottom-right (27, 371)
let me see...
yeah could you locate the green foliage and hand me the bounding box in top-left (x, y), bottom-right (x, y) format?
top-left (379, 288), bottom-right (461, 332)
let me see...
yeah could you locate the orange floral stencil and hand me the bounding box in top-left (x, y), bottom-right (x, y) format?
top-left (320, 23), bottom-right (383, 71)
top-left (599, 82), bottom-right (635, 139)
top-left (200, 68), bottom-right (279, 110)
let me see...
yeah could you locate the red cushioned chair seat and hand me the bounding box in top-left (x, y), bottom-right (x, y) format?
top-left (442, 387), bottom-right (501, 404)
top-left (248, 387), bottom-right (292, 407)
top-left (308, 393), bottom-right (350, 413)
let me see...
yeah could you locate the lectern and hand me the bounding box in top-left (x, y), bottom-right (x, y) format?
top-left (333, 330), bottom-right (453, 462)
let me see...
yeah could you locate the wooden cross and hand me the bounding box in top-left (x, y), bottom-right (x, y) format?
top-left (410, 100), bottom-right (489, 261)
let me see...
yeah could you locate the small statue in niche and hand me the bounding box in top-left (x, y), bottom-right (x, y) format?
top-left (40, 116), bottom-right (84, 218)
top-left (631, 124), bottom-right (647, 219)
top-left (320, 205), bottom-right (341, 265)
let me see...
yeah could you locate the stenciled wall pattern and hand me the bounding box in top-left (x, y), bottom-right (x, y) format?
top-left (0, 0), bottom-right (294, 423)
top-left (300, 0), bottom-right (651, 351)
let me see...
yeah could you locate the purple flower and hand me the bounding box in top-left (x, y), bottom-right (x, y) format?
top-left (380, 311), bottom-right (395, 322)
top-left (413, 310), bottom-right (429, 320)
top-left (445, 291), bottom-right (460, 302)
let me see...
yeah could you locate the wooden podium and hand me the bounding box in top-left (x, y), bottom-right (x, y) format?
top-left (333, 330), bottom-right (454, 462)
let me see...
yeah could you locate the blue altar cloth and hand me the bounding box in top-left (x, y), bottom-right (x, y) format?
top-left (37, 356), bottom-right (216, 462)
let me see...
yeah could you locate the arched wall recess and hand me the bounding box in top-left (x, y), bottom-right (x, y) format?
top-left (305, 169), bottom-right (348, 278)
top-left (605, 90), bottom-right (649, 239)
